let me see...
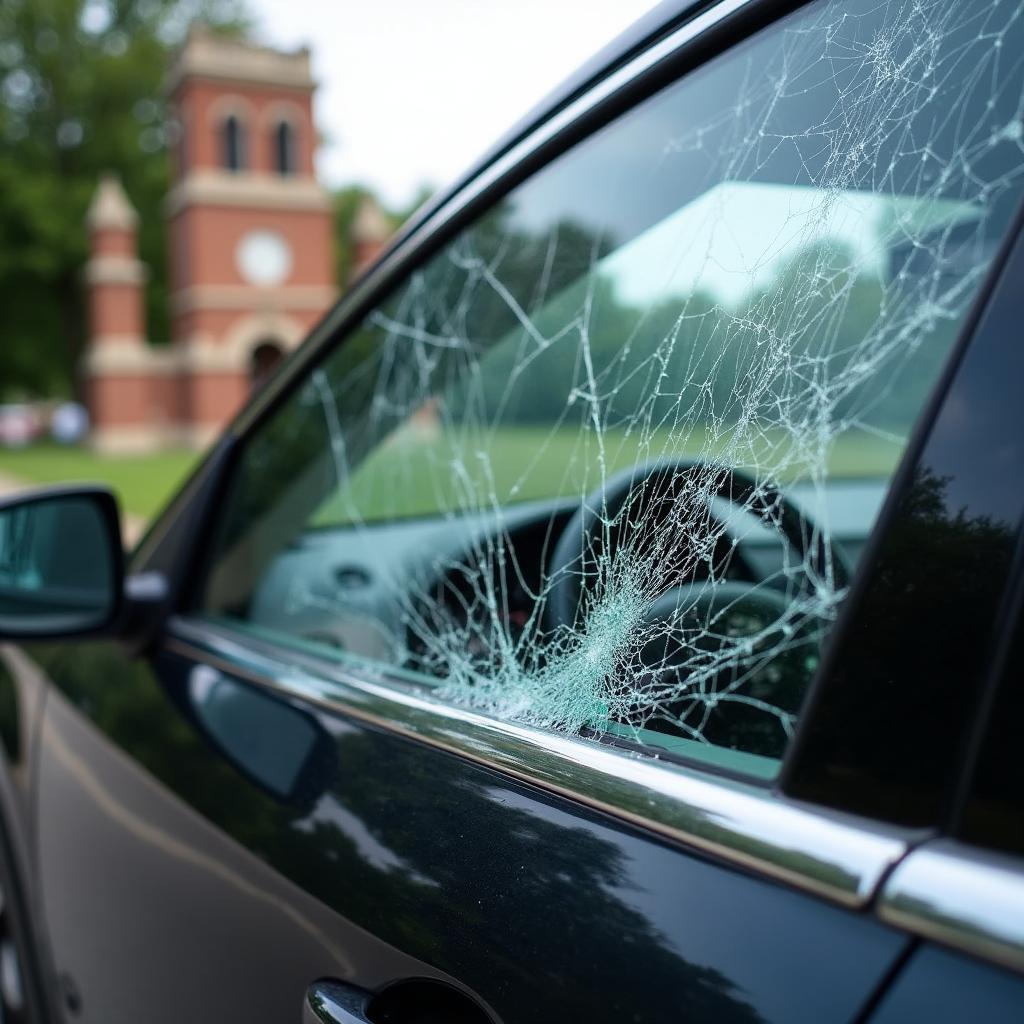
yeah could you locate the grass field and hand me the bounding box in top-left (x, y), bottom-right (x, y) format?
top-left (314, 424), bottom-right (903, 524)
top-left (0, 445), bottom-right (199, 520)
top-left (0, 424), bottom-right (903, 530)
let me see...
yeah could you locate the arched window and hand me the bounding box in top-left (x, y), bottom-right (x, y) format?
top-left (251, 340), bottom-right (284, 391)
top-left (170, 116), bottom-right (188, 177)
top-left (273, 120), bottom-right (296, 176)
top-left (222, 114), bottom-right (247, 172)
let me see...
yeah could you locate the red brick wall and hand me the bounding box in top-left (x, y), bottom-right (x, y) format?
top-left (172, 79), bottom-right (316, 178)
top-left (168, 204), bottom-right (333, 292)
top-left (90, 227), bottom-right (136, 258)
top-left (89, 282), bottom-right (145, 339)
top-left (87, 374), bottom-right (155, 428)
top-left (182, 371), bottom-right (250, 428)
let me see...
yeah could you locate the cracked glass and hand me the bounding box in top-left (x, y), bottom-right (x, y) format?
top-left (202, 0), bottom-right (1024, 779)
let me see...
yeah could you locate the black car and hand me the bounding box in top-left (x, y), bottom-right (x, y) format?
top-left (1, 0), bottom-right (1024, 1021)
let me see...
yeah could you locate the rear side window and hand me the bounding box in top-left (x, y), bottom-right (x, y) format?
top-left (202, 0), bottom-right (1024, 780)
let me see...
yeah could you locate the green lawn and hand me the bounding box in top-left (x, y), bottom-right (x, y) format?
top-left (315, 425), bottom-right (903, 524)
top-left (0, 445), bottom-right (199, 521)
top-left (0, 423), bottom-right (902, 530)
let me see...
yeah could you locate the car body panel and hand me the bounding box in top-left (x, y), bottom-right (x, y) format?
top-left (35, 676), bottom-right (435, 1024)
top-left (36, 640), bottom-right (908, 1023)
top-left (868, 946), bottom-right (1024, 1023)
top-left (0, 644), bottom-right (49, 830)
top-left (0, 643), bottom-right (58, 1019)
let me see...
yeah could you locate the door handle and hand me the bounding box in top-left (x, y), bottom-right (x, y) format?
top-left (305, 977), bottom-right (493, 1024)
top-left (304, 980), bottom-right (372, 1024)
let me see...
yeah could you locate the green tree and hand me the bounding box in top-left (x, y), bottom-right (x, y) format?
top-left (0, 0), bottom-right (250, 401)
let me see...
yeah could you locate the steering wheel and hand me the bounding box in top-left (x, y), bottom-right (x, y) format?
top-left (544, 459), bottom-right (846, 633)
top-left (542, 459), bottom-right (849, 755)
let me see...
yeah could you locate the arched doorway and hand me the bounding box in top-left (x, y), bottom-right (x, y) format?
top-left (250, 340), bottom-right (285, 392)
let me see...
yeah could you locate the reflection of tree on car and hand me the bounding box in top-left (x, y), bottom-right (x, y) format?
top-left (790, 465), bottom-right (1020, 822)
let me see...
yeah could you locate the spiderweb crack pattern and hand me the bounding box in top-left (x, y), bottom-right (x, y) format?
top-left (289, 0), bottom-right (1024, 763)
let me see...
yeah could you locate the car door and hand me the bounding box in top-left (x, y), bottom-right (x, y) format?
top-left (21, 0), bottom-right (1024, 1022)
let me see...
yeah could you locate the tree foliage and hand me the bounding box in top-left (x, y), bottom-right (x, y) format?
top-left (0, 0), bottom-right (250, 400)
top-left (0, 0), bottom-right (431, 402)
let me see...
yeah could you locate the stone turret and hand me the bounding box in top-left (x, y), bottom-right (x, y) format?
top-left (351, 196), bottom-right (392, 276)
top-left (84, 174), bottom-right (154, 452)
top-left (85, 174), bottom-right (146, 348)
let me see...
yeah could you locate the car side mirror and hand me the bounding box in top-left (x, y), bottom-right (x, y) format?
top-left (0, 486), bottom-right (124, 640)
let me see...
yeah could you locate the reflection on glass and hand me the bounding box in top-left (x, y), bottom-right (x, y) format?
top-left (189, 665), bottom-right (333, 803)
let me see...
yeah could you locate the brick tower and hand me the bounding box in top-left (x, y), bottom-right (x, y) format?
top-left (164, 26), bottom-right (336, 446)
top-left (83, 175), bottom-right (151, 448)
top-left (351, 195), bottom-right (392, 277)
top-left (84, 27), bottom-right (337, 451)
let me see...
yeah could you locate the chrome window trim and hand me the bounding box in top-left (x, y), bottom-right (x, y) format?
top-left (233, 0), bottom-right (761, 439)
top-left (167, 616), bottom-right (913, 909)
top-left (878, 839), bottom-right (1024, 974)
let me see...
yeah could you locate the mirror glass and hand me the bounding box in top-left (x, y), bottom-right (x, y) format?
top-left (0, 494), bottom-right (117, 636)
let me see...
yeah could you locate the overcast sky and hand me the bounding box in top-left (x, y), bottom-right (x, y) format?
top-left (249, 0), bottom-right (659, 209)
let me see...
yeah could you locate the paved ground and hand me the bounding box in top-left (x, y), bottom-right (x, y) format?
top-left (0, 470), bottom-right (146, 546)
top-left (0, 471), bottom-right (26, 498)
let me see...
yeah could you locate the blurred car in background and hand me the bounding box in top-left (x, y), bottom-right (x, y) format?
top-left (0, 406), bottom-right (43, 449)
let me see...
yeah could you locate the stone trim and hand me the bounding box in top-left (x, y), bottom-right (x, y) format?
top-left (87, 173), bottom-right (138, 231)
top-left (84, 342), bottom-right (176, 374)
top-left (173, 323), bottom-right (303, 371)
top-left (211, 311), bottom-right (305, 366)
top-left (176, 341), bottom-right (248, 373)
top-left (263, 100), bottom-right (306, 130)
top-left (85, 321), bottom-right (306, 376)
top-left (90, 425), bottom-right (171, 455)
top-left (168, 284), bottom-right (337, 314)
top-left (91, 422), bottom-right (224, 454)
top-left (164, 170), bottom-right (330, 216)
top-left (84, 256), bottom-right (149, 286)
top-left (164, 422), bottom-right (223, 450)
top-left (206, 93), bottom-right (257, 125)
top-left (167, 29), bottom-right (315, 94)
top-left (352, 195), bottom-right (393, 243)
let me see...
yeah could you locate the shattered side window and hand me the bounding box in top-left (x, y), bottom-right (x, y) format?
top-left (203, 0), bottom-right (1024, 779)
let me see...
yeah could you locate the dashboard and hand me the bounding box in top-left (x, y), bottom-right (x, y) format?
top-left (247, 479), bottom-right (886, 680)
